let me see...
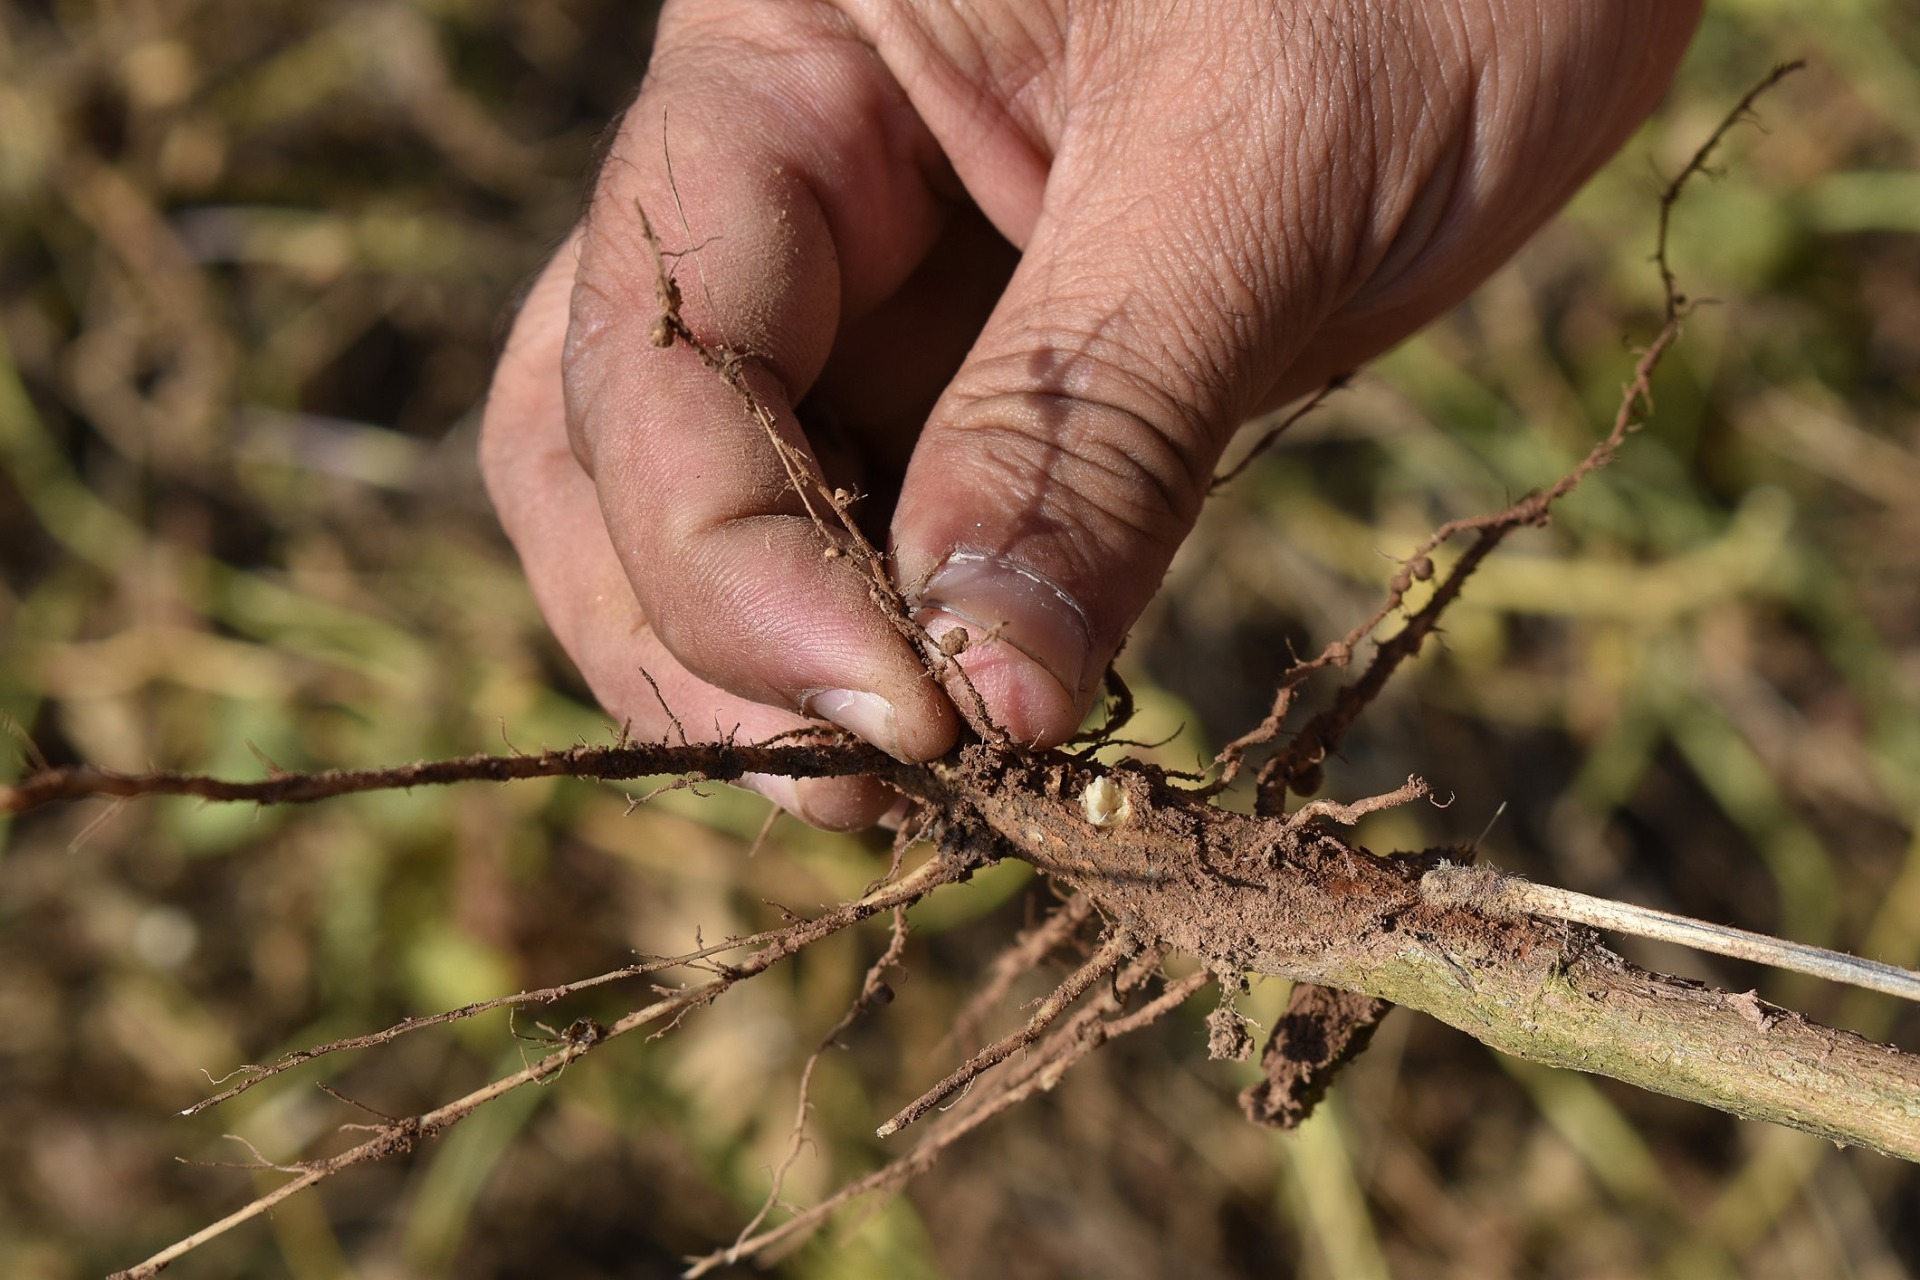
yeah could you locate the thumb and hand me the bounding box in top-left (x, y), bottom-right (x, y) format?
top-left (892, 116), bottom-right (1321, 747)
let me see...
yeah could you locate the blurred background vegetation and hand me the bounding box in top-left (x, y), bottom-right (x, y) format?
top-left (2, 1), bottom-right (1918, 1276)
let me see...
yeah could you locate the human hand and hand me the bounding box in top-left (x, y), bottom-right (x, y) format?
top-left (480, 0), bottom-right (1701, 828)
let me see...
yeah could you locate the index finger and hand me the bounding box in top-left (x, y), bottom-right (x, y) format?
top-left (561, 0), bottom-right (964, 760)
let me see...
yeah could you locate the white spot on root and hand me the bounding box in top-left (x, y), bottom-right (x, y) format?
top-left (1080, 774), bottom-right (1132, 829)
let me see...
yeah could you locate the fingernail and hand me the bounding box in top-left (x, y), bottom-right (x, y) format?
top-left (912, 551), bottom-right (1093, 744)
top-left (806, 687), bottom-right (902, 759)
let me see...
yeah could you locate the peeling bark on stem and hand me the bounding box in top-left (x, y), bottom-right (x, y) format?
top-left (934, 751), bottom-right (1920, 1161)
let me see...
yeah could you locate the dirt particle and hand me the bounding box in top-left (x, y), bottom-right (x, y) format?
top-left (1207, 1003), bottom-right (1255, 1062)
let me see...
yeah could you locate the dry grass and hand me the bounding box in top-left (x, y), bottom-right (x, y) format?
top-left (2, 1), bottom-right (1918, 1276)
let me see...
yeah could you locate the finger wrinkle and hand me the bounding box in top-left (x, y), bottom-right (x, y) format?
top-left (934, 396), bottom-right (1205, 556)
top-left (953, 335), bottom-right (1222, 485)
